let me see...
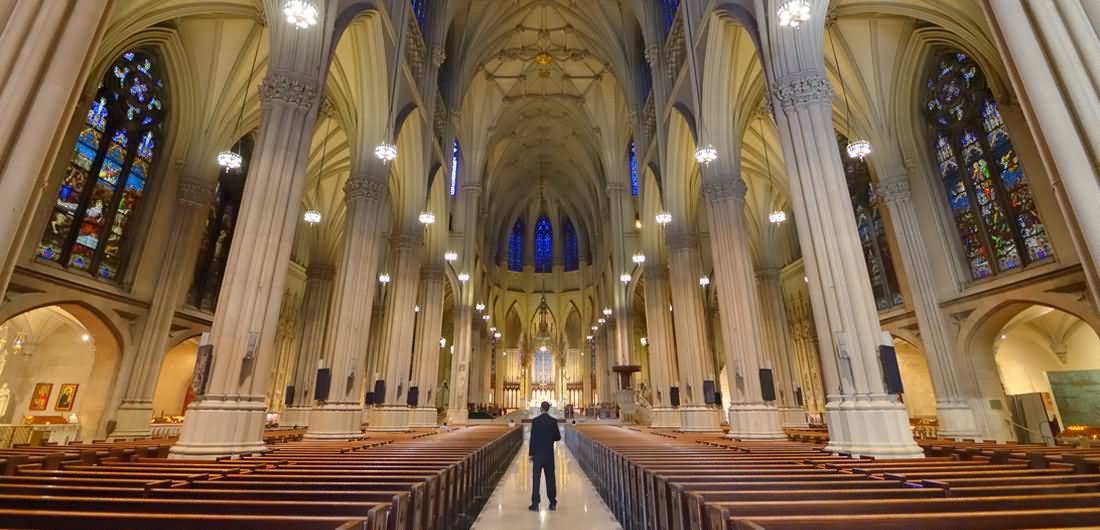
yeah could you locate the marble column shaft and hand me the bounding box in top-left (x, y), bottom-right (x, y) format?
top-left (642, 264), bottom-right (681, 428)
top-left (702, 178), bottom-right (784, 439)
top-left (409, 266), bottom-right (444, 426)
top-left (281, 263), bottom-right (334, 426)
top-left (666, 230), bottom-right (721, 431)
top-left (446, 185), bottom-right (480, 425)
top-left (379, 235), bottom-right (422, 404)
top-left (0, 0), bottom-right (111, 300)
top-left (171, 71), bottom-right (321, 458)
top-left (756, 268), bottom-right (799, 408)
top-left (877, 174), bottom-right (978, 437)
top-left (113, 178), bottom-right (215, 437)
top-left (305, 175), bottom-right (388, 439)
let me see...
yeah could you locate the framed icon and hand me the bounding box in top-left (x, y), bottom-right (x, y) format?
top-left (55, 384), bottom-right (79, 411)
top-left (29, 383), bottom-right (52, 411)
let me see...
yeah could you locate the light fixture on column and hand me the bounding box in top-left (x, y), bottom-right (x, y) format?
top-left (378, 273), bottom-right (391, 284)
top-left (374, 142), bottom-right (397, 163)
top-left (777, 0), bottom-right (811, 28)
top-left (284, 0), bottom-right (318, 28)
top-left (632, 253), bottom-right (646, 264)
top-left (495, 332), bottom-right (502, 339)
top-left (489, 326), bottom-right (497, 333)
top-left (418, 211), bottom-right (435, 224)
top-left (695, 144), bottom-right (718, 166)
top-left (586, 335), bottom-right (593, 341)
top-left (591, 325), bottom-right (598, 331)
top-left (829, 26), bottom-right (872, 160)
top-left (80, 333), bottom-right (91, 343)
top-left (768, 210), bottom-right (787, 224)
top-left (414, 305), bottom-right (420, 313)
top-left (458, 272), bottom-right (470, 282)
top-left (640, 337), bottom-right (648, 347)
top-left (218, 31), bottom-right (262, 171)
top-left (634, 217), bottom-right (642, 230)
top-left (482, 314), bottom-right (490, 321)
top-left (439, 337), bottom-right (447, 348)
top-left (655, 211), bottom-right (672, 225)
top-left (597, 318), bottom-right (606, 325)
top-left (444, 250), bottom-right (458, 262)
top-left (476, 303), bottom-right (485, 312)
top-left (619, 273), bottom-right (632, 284)
top-left (699, 276), bottom-right (710, 287)
top-left (603, 308), bottom-right (612, 317)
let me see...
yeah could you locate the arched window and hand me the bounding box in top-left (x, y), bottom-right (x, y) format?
top-left (660, 0), bottom-right (680, 33)
top-left (411, 0), bottom-right (429, 31)
top-left (837, 133), bottom-right (902, 311)
top-left (923, 51), bottom-right (1053, 279)
top-left (187, 136), bottom-right (252, 312)
top-left (563, 218), bottom-right (579, 271)
top-left (508, 219), bottom-right (524, 272)
top-left (450, 140), bottom-right (459, 197)
top-left (535, 215), bottom-right (553, 273)
top-left (629, 140), bottom-right (638, 197)
top-left (35, 50), bottom-right (166, 281)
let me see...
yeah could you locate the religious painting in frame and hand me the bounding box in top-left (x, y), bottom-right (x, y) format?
top-left (29, 383), bottom-right (52, 411)
top-left (54, 384), bottom-right (78, 411)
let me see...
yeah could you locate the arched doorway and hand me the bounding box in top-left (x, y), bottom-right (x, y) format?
top-left (151, 337), bottom-right (199, 421)
top-left (893, 338), bottom-right (938, 436)
top-left (0, 305), bottom-right (121, 442)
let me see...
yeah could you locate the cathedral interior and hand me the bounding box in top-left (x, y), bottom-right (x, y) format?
top-left (1, 0), bottom-right (1100, 528)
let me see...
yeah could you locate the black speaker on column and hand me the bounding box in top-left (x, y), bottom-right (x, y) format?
top-left (795, 387), bottom-right (804, 407)
top-left (314, 368), bottom-right (332, 402)
top-left (703, 380), bottom-right (717, 405)
top-left (713, 391), bottom-right (722, 406)
top-left (373, 380), bottom-right (386, 404)
top-left (284, 385), bottom-right (295, 406)
top-left (669, 386), bottom-right (681, 407)
top-left (364, 391), bottom-right (375, 405)
top-left (759, 368), bottom-right (776, 402)
top-left (879, 343), bottom-right (905, 394)
top-left (407, 386), bottom-right (419, 407)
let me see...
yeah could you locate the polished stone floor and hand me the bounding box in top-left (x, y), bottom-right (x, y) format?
top-left (471, 429), bottom-right (622, 530)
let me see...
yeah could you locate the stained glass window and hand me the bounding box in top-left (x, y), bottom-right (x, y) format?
top-left (563, 219), bottom-right (579, 271)
top-left (187, 136), bottom-right (251, 312)
top-left (923, 51), bottom-right (1053, 279)
top-left (630, 141), bottom-right (638, 197)
top-left (450, 140), bottom-right (459, 197)
top-left (411, 0), bottom-right (428, 31)
top-left (660, 0), bottom-right (680, 34)
top-left (535, 215), bottom-right (553, 273)
top-left (508, 219), bottom-right (525, 272)
top-left (837, 133), bottom-right (903, 311)
top-left (36, 50), bottom-right (166, 281)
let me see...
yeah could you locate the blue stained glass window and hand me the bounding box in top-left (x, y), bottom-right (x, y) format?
top-left (508, 219), bottom-right (524, 272)
top-left (411, 0), bottom-right (428, 31)
top-left (660, 0), bottom-right (680, 34)
top-left (535, 216), bottom-right (552, 273)
top-left (923, 50), bottom-right (1052, 279)
top-left (630, 141), bottom-right (638, 196)
top-left (36, 49), bottom-right (166, 282)
top-left (563, 219), bottom-right (579, 271)
top-left (450, 140), bottom-right (459, 197)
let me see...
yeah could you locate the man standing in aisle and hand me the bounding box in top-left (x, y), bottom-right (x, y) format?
top-left (528, 401), bottom-right (561, 511)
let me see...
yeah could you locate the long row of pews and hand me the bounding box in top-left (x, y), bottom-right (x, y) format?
top-left (565, 424), bottom-right (1100, 530)
top-left (0, 425), bottom-right (521, 530)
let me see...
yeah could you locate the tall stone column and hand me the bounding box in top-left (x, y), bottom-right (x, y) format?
top-left (112, 177), bottom-right (215, 437)
top-left (877, 173), bottom-right (979, 438)
top-left (305, 174), bottom-right (388, 439)
top-left (666, 230), bottom-right (721, 432)
top-left (757, 268), bottom-right (807, 426)
top-left (170, 71), bottom-right (322, 458)
top-left (409, 265), bottom-right (444, 427)
top-left (758, 0), bottom-right (921, 457)
top-left (702, 178), bottom-right (784, 439)
top-left (446, 184), bottom-right (480, 425)
top-left (368, 234), bottom-right (422, 431)
top-left (0, 0), bottom-right (112, 301)
top-left (642, 265), bottom-right (680, 428)
top-left (281, 263), bottom-right (335, 427)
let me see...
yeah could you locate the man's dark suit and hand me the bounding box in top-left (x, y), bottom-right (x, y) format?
top-left (529, 412), bottom-right (561, 506)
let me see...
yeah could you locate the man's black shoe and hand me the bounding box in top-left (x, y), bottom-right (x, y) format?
top-left (548, 503), bottom-right (557, 511)
top-left (528, 504), bottom-right (538, 512)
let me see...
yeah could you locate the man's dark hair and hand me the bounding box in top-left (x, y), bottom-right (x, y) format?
top-left (540, 401), bottom-right (551, 412)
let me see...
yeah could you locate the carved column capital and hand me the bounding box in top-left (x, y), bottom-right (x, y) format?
top-left (259, 71), bottom-right (320, 110)
top-left (644, 44), bottom-right (660, 66)
top-left (344, 175), bottom-right (388, 202)
top-left (770, 72), bottom-right (832, 111)
top-left (876, 173), bottom-right (913, 206)
top-left (431, 46), bottom-right (446, 67)
top-left (701, 178), bottom-right (747, 202)
top-left (177, 176), bottom-right (215, 209)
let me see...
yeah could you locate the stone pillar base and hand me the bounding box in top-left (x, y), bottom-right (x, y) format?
top-left (280, 406), bottom-right (312, 428)
top-left (649, 407), bottom-right (681, 429)
top-left (727, 403), bottom-right (786, 440)
top-left (445, 407), bottom-right (469, 426)
top-left (304, 403), bottom-right (364, 440)
top-left (408, 407), bottom-right (439, 428)
top-left (111, 402), bottom-right (154, 439)
top-left (936, 399), bottom-right (982, 440)
top-left (823, 395), bottom-right (923, 459)
top-left (780, 406), bottom-right (810, 428)
top-left (677, 406), bottom-right (722, 432)
top-left (365, 406), bottom-right (410, 432)
top-left (169, 399), bottom-right (267, 459)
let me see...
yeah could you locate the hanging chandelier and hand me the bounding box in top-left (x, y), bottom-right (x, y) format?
top-left (695, 144), bottom-right (718, 166)
top-left (303, 210), bottom-right (322, 225)
top-left (699, 276), bottom-right (710, 287)
top-left (620, 273), bottom-right (632, 284)
top-left (768, 210), bottom-right (787, 224)
top-left (655, 212), bottom-right (672, 225)
top-left (777, 0), bottom-right (811, 28)
top-left (830, 27), bottom-right (873, 161)
top-left (378, 273), bottom-right (391, 284)
top-left (217, 150), bottom-right (242, 170)
top-left (444, 250), bottom-right (457, 262)
top-left (602, 308), bottom-right (612, 317)
top-left (304, 113), bottom-right (332, 225)
top-left (632, 252), bottom-right (646, 264)
top-left (284, 0), bottom-right (318, 29)
top-left (846, 138), bottom-right (872, 160)
top-left (218, 30), bottom-right (261, 171)
top-left (418, 211), bottom-right (435, 224)
top-left (457, 272), bottom-right (470, 282)
top-left (374, 142), bottom-right (397, 163)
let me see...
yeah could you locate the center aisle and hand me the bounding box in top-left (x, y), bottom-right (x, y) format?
top-left (471, 426), bottom-right (622, 530)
